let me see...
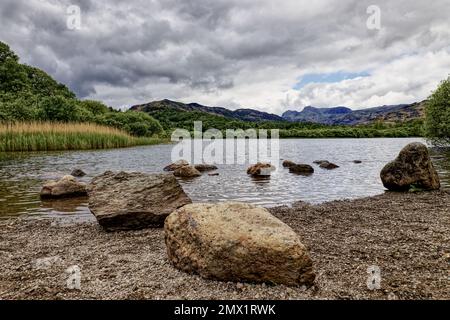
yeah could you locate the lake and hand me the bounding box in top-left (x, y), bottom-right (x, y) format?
top-left (0, 138), bottom-right (448, 221)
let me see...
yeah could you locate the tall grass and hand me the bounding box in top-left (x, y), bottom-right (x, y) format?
top-left (0, 122), bottom-right (165, 152)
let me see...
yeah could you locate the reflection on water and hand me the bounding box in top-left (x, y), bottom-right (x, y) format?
top-left (0, 138), bottom-right (448, 221)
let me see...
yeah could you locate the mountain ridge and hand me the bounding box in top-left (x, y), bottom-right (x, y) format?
top-left (130, 99), bottom-right (425, 125)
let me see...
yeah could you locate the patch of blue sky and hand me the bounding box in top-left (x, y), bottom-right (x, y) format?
top-left (293, 71), bottom-right (370, 90)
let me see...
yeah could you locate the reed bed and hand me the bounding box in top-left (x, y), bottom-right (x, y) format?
top-left (0, 122), bottom-right (163, 152)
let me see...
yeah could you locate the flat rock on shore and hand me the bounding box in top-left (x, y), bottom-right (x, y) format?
top-left (88, 171), bottom-right (192, 231)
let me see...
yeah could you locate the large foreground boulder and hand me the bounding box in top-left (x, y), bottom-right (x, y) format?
top-left (380, 142), bottom-right (440, 191)
top-left (165, 202), bottom-right (315, 286)
top-left (40, 175), bottom-right (87, 199)
top-left (247, 163), bottom-right (276, 176)
top-left (88, 171), bottom-right (192, 231)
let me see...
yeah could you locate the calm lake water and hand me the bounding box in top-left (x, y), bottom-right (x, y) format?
top-left (0, 138), bottom-right (448, 221)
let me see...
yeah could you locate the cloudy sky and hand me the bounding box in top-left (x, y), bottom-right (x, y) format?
top-left (1, 0), bottom-right (449, 114)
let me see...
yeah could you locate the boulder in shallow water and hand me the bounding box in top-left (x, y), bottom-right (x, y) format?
top-left (194, 164), bottom-right (218, 172)
top-left (320, 161), bottom-right (339, 169)
top-left (164, 160), bottom-right (189, 172)
top-left (88, 171), bottom-right (192, 231)
top-left (247, 163), bottom-right (276, 176)
top-left (164, 202), bottom-right (315, 286)
top-left (70, 168), bottom-right (86, 177)
top-left (380, 142), bottom-right (440, 191)
top-left (289, 164), bottom-right (314, 175)
top-left (40, 175), bottom-right (87, 199)
top-left (173, 165), bottom-right (202, 178)
top-left (282, 160), bottom-right (296, 168)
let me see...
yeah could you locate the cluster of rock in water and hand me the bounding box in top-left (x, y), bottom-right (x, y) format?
top-left (38, 142), bottom-right (440, 287)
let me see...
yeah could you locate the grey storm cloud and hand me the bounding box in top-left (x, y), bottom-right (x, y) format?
top-left (0, 0), bottom-right (449, 112)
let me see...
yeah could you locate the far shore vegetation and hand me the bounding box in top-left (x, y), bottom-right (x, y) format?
top-left (0, 40), bottom-right (449, 152)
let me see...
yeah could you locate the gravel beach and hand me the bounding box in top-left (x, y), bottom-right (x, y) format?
top-left (1, 191), bottom-right (449, 300)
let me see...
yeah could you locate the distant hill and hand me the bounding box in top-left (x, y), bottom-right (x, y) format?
top-left (130, 99), bottom-right (284, 122)
top-left (282, 102), bottom-right (425, 125)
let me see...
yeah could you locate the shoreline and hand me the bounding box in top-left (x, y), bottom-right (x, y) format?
top-left (0, 190), bottom-right (449, 300)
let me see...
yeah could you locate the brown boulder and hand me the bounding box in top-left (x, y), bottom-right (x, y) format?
top-left (173, 165), bottom-right (202, 178)
top-left (380, 142), bottom-right (440, 191)
top-left (88, 171), bottom-right (192, 231)
top-left (289, 164), bottom-right (314, 175)
top-left (247, 163), bottom-right (276, 176)
top-left (282, 160), bottom-right (296, 168)
top-left (165, 202), bottom-right (315, 286)
top-left (317, 161), bottom-right (339, 169)
top-left (40, 175), bottom-right (87, 199)
top-left (164, 160), bottom-right (189, 172)
top-left (194, 164), bottom-right (218, 172)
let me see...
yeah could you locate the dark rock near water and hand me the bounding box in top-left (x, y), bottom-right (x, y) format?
top-left (88, 171), bottom-right (192, 231)
top-left (194, 164), bottom-right (218, 172)
top-left (282, 160), bottom-right (296, 168)
top-left (40, 175), bottom-right (88, 199)
top-left (380, 142), bottom-right (440, 191)
top-left (247, 163), bottom-right (276, 176)
top-left (70, 168), bottom-right (86, 177)
top-left (289, 164), bottom-right (314, 175)
top-left (164, 160), bottom-right (189, 172)
top-left (173, 165), bottom-right (202, 178)
top-left (319, 161), bottom-right (339, 170)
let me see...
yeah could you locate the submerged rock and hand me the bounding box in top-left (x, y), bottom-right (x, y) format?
top-left (380, 142), bottom-right (440, 191)
top-left (194, 164), bottom-right (218, 172)
top-left (40, 175), bottom-right (87, 199)
top-left (163, 160), bottom-right (189, 172)
top-left (247, 163), bottom-right (276, 176)
top-left (88, 171), bottom-right (192, 231)
top-left (164, 202), bottom-right (315, 286)
top-left (70, 168), bottom-right (86, 177)
top-left (173, 165), bottom-right (202, 178)
top-left (289, 164), bottom-right (314, 175)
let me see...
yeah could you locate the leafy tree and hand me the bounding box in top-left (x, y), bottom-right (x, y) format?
top-left (425, 77), bottom-right (450, 146)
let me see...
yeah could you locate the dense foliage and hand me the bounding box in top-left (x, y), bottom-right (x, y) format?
top-left (425, 77), bottom-right (450, 146)
top-left (0, 41), bottom-right (164, 138)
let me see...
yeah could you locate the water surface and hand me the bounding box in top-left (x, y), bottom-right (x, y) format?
top-left (0, 138), bottom-right (448, 221)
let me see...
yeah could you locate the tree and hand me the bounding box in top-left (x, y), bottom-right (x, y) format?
top-left (425, 77), bottom-right (450, 146)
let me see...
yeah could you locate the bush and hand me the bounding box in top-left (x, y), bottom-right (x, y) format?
top-left (37, 95), bottom-right (79, 122)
